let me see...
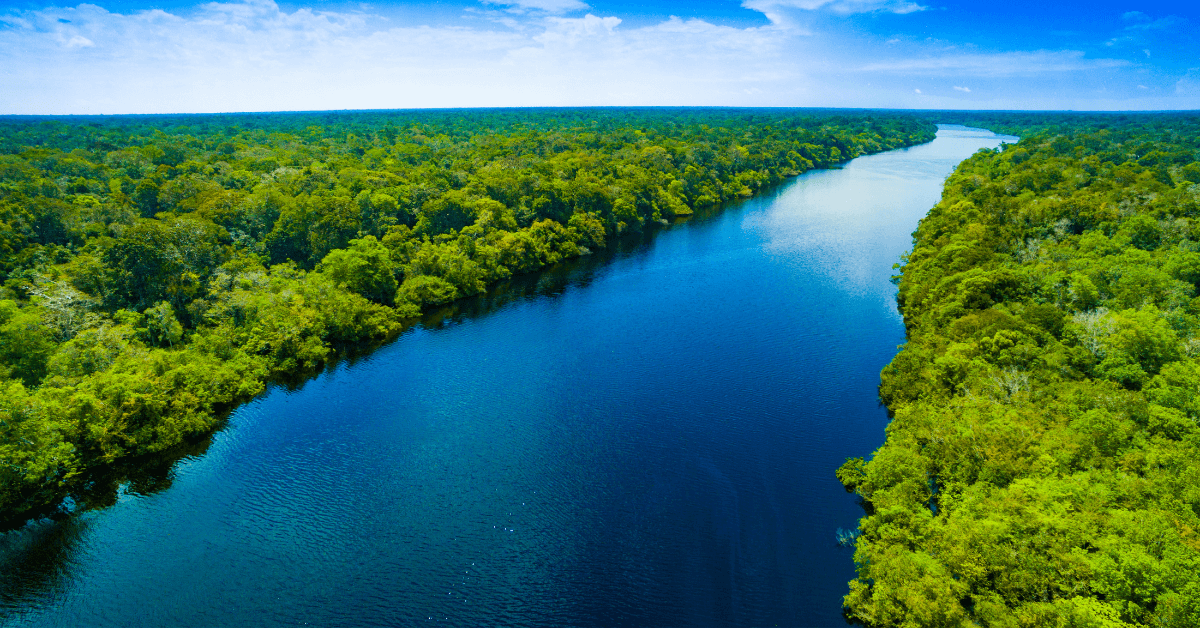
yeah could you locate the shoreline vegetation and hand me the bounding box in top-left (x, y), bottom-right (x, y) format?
top-left (0, 108), bottom-right (936, 529)
top-left (840, 112), bottom-right (1200, 627)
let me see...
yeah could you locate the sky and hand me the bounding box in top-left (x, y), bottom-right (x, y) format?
top-left (0, 0), bottom-right (1197, 114)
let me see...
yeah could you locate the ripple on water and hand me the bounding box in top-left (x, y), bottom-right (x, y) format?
top-left (0, 127), bottom-right (1016, 628)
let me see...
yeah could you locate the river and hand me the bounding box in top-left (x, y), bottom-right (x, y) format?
top-left (0, 125), bottom-right (1015, 627)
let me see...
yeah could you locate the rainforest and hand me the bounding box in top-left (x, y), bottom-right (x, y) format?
top-left (0, 108), bottom-right (936, 528)
top-left (839, 113), bottom-right (1200, 627)
top-left (3, 107), bottom-right (1200, 627)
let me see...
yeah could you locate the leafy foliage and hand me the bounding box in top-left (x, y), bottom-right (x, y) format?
top-left (843, 115), bottom-right (1200, 627)
top-left (0, 108), bottom-right (935, 527)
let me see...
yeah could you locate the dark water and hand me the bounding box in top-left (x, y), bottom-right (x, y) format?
top-left (0, 126), bottom-right (1014, 627)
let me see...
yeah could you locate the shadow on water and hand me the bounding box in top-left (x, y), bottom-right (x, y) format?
top-left (0, 126), bottom-right (1024, 628)
top-left (0, 178), bottom-right (786, 617)
top-left (415, 184), bottom-right (786, 330)
top-left (0, 518), bottom-right (88, 615)
top-left (0, 433), bottom-right (220, 619)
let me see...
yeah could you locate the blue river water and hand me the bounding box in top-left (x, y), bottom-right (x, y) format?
top-left (0, 125), bottom-right (1014, 627)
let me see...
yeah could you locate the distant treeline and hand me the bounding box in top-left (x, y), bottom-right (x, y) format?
top-left (0, 108), bottom-right (936, 527)
top-left (839, 113), bottom-right (1200, 626)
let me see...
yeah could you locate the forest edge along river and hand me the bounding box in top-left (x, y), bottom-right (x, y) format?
top-left (0, 125), bottom-right (1015, 627)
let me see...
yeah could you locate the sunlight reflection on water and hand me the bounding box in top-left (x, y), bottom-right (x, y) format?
top-left (0, 125), bottom-right (1015, 628)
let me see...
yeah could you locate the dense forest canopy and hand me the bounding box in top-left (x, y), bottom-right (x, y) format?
top-left (839, 113), bottom-right (1200, 627)
top-left (0, 107), bottom-right (936, 528)
top-left (8, 105), bottom-right (1200, 626)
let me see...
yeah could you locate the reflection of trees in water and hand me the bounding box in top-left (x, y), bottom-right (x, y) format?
top-left (0, 430), bottom-right (217, 613)
top-left (418, 226), bottom-right (659, 328)
top-left (78, 430), bottom-right (217, 510)
top-left (0, 196), bottom-right (753, 611)
top-left (411, 197), bottom-right (764, 329)
top-left (0, 512), bottom-right (87, 619)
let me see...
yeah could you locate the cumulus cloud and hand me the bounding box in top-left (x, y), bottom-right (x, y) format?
top-left (64, 34), bottom-right (94, 48)
top-left (0, 0), bottom-right (1196, 114)
top-left (953, 85), bottom-right (970, 92)
top-left (0, 0), bottom-right (799, 113)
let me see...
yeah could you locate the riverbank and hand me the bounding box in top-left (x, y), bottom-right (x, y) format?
top-left (1, 124), bottom-right (1007, 628)
top-left (840, 114), bottom-right (1200, 627)
top-left (0, 109), bottom-right (936, 528)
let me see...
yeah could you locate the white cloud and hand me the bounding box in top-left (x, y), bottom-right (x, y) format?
top-left (953, 85), bottom-right (969, 92)
top-left (535, 13), bottom-right (622, 46)
top-left (0, 0), bottom-right (800, 113)
top-left (1177, 69), bottom-right (1200, 96)
top-left (1108, 13), bottom-right (1184, 49)
top-left (1124, 15), bottom-right (1184, 31)
top-left (481, 0), bottom-right (589, 14)
top-left (913, 88), bottom-right (920, 93)
top-left (743, 0), bottom-right (925, 16)
top-left (0, 0), bottom-right (1197, 114)
top-left (860, 50), bottom-right (1128, 77)
top-left (64, 34), bottom-right (94, 48)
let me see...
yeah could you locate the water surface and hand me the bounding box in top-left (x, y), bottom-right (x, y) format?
top-left (0, 125), bottom-right (1015, 627)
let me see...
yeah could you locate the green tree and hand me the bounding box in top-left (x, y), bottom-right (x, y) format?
top-left (0, 300), bottom-right (55, 386)
top-left (142, 301), bottom-right (184, 347)
top-left (317, 235), bottom-right (398, 305)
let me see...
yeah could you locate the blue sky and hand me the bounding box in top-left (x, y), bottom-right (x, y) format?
top-left (0, 0), bottom-right (1197, 114)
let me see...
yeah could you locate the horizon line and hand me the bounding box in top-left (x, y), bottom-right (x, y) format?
top-left (3, 106), bottom-right (1200, 119)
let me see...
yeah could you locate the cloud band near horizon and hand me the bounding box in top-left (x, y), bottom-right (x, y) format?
top-left (0, 0), bottom-right (1197, 114)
